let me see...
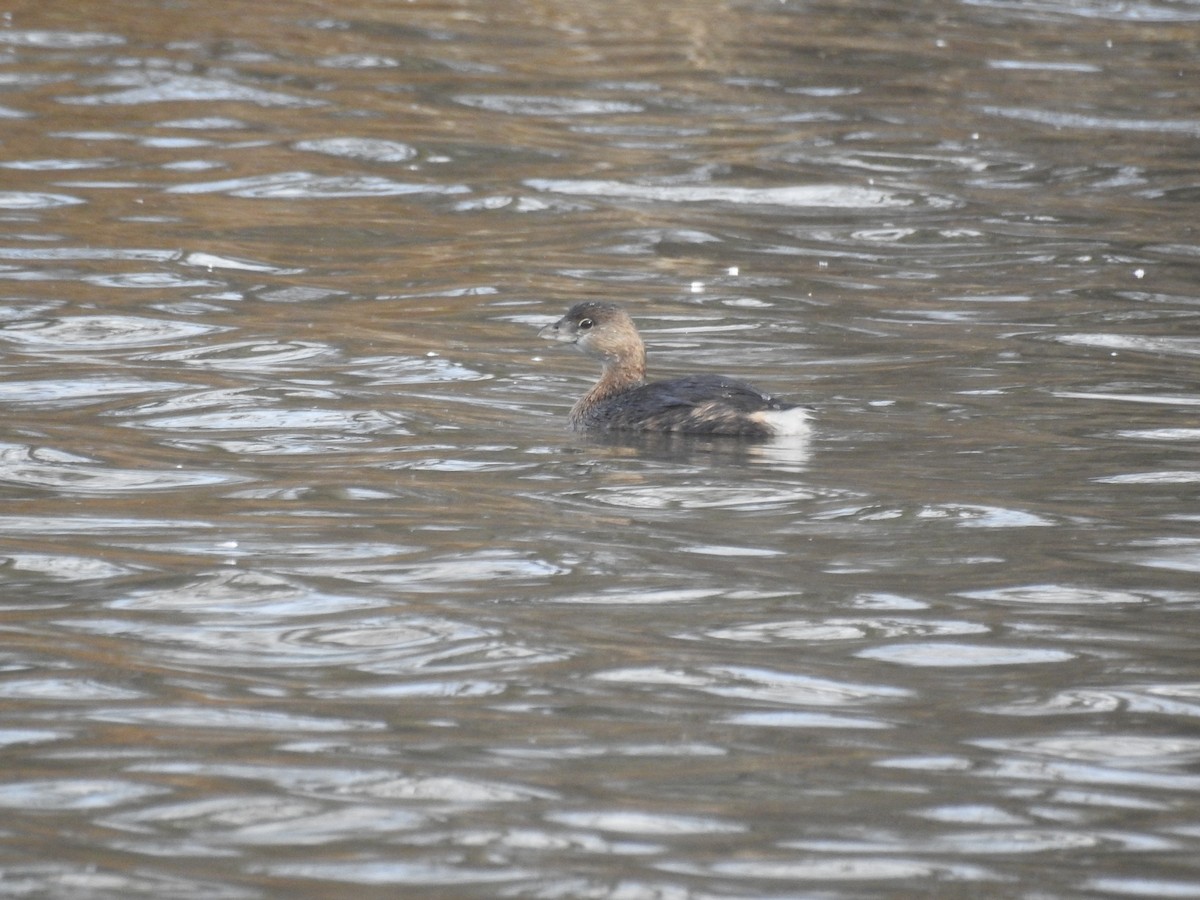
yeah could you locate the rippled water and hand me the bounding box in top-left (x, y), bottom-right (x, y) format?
top-left (1, 0), bottom-right (1199, 896)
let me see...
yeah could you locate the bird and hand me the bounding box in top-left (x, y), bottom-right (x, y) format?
top-left (538, 301), bottom-right (809, 438)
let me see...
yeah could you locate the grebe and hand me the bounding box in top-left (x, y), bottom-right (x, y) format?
top-left (539, 302), bottom-right (809, 437)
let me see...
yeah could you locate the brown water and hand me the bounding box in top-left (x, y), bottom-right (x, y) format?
top-left (1, 0), bottom-right (1199, 896)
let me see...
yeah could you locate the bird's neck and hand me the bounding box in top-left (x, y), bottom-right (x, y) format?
top-left (597, 348), bottom-right (645, 394)
top-left (569, 350), bottom-right (646, 426)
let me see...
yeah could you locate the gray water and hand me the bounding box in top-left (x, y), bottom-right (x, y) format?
top-left (1, 0), bottom-right (1199, 897)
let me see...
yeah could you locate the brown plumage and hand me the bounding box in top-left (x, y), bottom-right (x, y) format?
top-left (538, 302), bottom-right (809, 438)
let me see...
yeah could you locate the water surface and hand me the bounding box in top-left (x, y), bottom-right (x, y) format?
top-left (1, 0), bottom-right (1199, 897)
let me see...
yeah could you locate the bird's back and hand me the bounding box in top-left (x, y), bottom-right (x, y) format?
top-left (574, 374), bottom-right (797, 436)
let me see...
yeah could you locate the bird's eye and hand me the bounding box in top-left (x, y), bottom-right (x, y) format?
top-left (577, 318), bottom-right (594, 330)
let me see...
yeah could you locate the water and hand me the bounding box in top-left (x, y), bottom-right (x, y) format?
top-left (1, 0), bottom-right (1198, 896)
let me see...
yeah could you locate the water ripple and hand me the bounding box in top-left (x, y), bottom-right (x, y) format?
top-left (586, 483), bottom-right (813, 510)
top-left (0, 514), bottom-right (214, 535)
top-left (109, 570), bottom-right (386, 617)
top-left (527, 178), bottom-right (954, 210)
top-left (456, 95), bottom-right (643, 115)
top-left (1054, 390), bottom-right (1200, 407)
top-left (0, 443), bottom-right (244, 493)
top-left (1098, 539), bottom-right (1200, 573)
top-left (0, 376), bottom-right (186, 407)
top-left (70, 605), bottom-right (514, 671)
top-left (0, 191), bottom-right (85, 209)
top-left (0, 729), bottom-right (67, 748)
top-left (1056, 333), bottom-right (1200, 358)
top-left (135, 407), bottom-right (402, 435)
top-left (305, 550), bottom-right (566, 590)
top-left (317, 54), bottom-right (402, 69)
top-left (0, 866), bottom-right (251, 898)
top-left (0, 315), bottom-right (225, 349)
top-left (963, 0), bottom-right (1200, 23)
top-left (0, 678), bottom-right (145, 700)
top-left (0, 779), bottom-right (168, 810)
top-left (979, 734), bottom-right (1200, 767)
top-left (981, 105), bottom-right (1200, 136)
top-left (725, 710), bottom-right (894, 729)
top-left (1095, 471), bottom-right (1200, 485)
top-left (255, 861), bottom-right (532, 886)
top-left (62, 73), bottom-right (324, 108)
top-left (1115, 428), bottom-right (1200, 442)
top-left (0, 30), bottom-right (124, 48)
top-left (167, 172), bottom-right (468, 199)
top-left (927, 830), bottom-right (1107, 854)
top-left (546, 810), bottom-right (744, 835)
top-left (986, 756), bottom-right (1200, 792)
top-left (103, 797), bottom-right (425, 847)
top-left (354, 354), bottom-right (490, 383)
top-left (86, 706), bottom-right (384, 732)
top-left (293, 137), bottom-right (417, 162)
top-left (984, 684), bottom-right (1200, 719)
top-left (594, 665), bottom-right (909, 707)
top-left (816, 503), bottom-right (1055, 528)
top-left (140, 340), bottom-right (335, 370)
top-left (182, 251), bottom-right (302, 274)
top-left (857, 642), bottom-right (1075, 667)
top-left (668, 858), bottom-right (991, 883)
top-left (0, 247), bottom-right (177, 262)
top-left (701, 617), bottom-right (991, 643)
top-left (541, 587), bottom-right (725, 606)
top-left (1087, 876), bottom-right (1200, 898)
top-left (127, 763), bottom-right (555, 807)
top-left (960, 585), bottom-right (1160, 606)
top-left (84, 271), bottom-right (220, 289)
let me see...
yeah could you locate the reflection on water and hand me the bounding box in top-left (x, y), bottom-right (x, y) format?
top-left (1, 0), bottom-right (1199, 895)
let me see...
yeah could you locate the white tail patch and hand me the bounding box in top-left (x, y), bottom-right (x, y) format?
top-left (752, 406), bottom-right (812, 437)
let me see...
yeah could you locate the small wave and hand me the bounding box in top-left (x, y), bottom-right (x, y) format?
top-left (0, 191), bottom-right (84, 209)
top-left (455, 94), bottom-right (643, 115)
top-left (168, 171), bottom-right (468, 199)
top-left (61, 73), bottom-right (324, 108)
top-left (0, 30), bottom-right (124, 48)
top-left (0, 779), bottom-right (167, 810)
top-left (981, 105), bottom-right (1200, 136)
top-left (0, 315), bottom-right (225, 349)
top-left (527, 178), bottom-right (953, 210)
top-left (0, 376), bottom-right (186, 406)
top-left (1056, 332), bottom-right (1200, 358)
top-left (0, 442), bottom-right (246, 494)
top-left (142, 340), bottom-right (334, 370)
top-left (293, 137), bottom-right (417, 162)
top-left (856, 642), bottom-right (1074, 667)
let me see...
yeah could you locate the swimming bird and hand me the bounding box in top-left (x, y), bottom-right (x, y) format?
top-left (539, 301), bottom-right (809, 438)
